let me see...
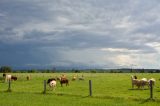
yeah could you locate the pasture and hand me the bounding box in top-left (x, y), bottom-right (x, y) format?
top-left (0, 73), bottom-right (160, 106)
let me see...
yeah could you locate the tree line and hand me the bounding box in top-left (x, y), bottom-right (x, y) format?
top-left (0, 66), bottom-right (160, 73)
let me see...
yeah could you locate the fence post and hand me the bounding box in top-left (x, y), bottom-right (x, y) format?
top-left (43, 80), bottom-right (46, 94)
top-left (150, 80), bottom-right (153, 99)
top-left (7, 79), bottom-right (12, 92)
top-left (89, 80), bottom-right (92, 96)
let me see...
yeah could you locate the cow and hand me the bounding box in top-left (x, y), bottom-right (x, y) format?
top-left (60, 77), bottom-right (69, 87)
top-left (11, 76), bottom-right (17, 81)
top-left (47, 78), bottom-right (57, 90)
top-left (72, 76), bottom-right (77, 81)
top-left (26, 75), bottom-right (31, 81)
top-left (3, 74), bottom-right (12, 82)
top-left (49, 80), bottom-right (57, 90)
top-left (79, 74), bottom-right (84, 80)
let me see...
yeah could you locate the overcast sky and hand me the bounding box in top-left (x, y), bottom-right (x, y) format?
top-left (0, 0), bottom-right (160, 69)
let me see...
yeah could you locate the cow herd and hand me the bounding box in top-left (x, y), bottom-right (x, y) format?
top-left (2, 73), bottom-right (31, 82)
top-left (3, 73), bottom-right (17, 82)
top-left (47, 74), bottom-right (84, 90)
top-left (1, 73), bottom-right (85, 91)
top-left (131, 75), bottom-right (156, 89)
top-left (1, 73), bottom-right (156, 91)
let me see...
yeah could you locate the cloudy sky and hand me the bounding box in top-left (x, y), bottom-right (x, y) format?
top-left (0, 0), bottom-right (160, 69)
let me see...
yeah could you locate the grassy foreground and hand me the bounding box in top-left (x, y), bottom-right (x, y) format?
top-left (0, 73), bottom-right (160, 106)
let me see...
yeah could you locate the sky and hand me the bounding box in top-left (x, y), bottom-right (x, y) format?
top-left (0, 0), bottom-right (160, 69)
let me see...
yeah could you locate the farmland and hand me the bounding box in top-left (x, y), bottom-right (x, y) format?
top-left (0, 73), bottom-right (160, 106)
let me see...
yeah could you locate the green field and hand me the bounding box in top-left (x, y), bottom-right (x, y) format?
top-left (0, 73), bottom-right (160, 106)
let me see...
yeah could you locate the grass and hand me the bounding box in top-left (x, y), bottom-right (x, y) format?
top-left (0, 73), bottom-right (160, 106)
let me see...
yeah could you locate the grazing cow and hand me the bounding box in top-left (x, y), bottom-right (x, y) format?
top-left (3, 74), bottom-right (17, 82)
top-left (60, 77), bottom-right (69, 87)
top-left (79, 75), bottom-right (84, 80)
top-left (131, 75), bottom-right (148, 89)
top-left (4, 74), bottom-right (12, 82)
top-left (26, 76), bottom-right (30, 80)
top-left (72, 76), bottom-right (77, 81)
top-left (47, 78), bottom-right (57, 90)
top-left (11, 76), bottom-right (17, 81)
top-left (49, 80), bottom-right (57, 90)
top-left (131, 75), bottom-right (152, 89)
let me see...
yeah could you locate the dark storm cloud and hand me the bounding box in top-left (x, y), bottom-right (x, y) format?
top-left (0, 0), bottom-right (160, 69)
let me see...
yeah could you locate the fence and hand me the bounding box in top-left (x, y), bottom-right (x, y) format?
top-left (3, 79), bottom-right (155, 99)
top-left (43, 80), bottom-right (47, 94)
top-left (150, 80), bottom-right (153, 99)
top-left (7, 79), bottom-right (12, 92)
top-left (89, 80), bottom-right (92, 96)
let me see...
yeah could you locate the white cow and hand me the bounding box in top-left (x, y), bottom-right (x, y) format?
top-left (49, 80), bottom-right (57, 90)
top-left (5, 75), bottom-right (12, 82)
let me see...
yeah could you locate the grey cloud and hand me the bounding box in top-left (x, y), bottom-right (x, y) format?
top-left (20, 29), bottom-right (157, 55)
top-left (0, 0), bottom-right (160, 69)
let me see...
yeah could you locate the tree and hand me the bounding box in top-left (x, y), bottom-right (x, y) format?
top-left (90, 69), bottom-right (97, 73)
top-left (155, 70), bottom-right (160, 73)
top-left (0, 66), bottom-right (12, 73)
top-left (140, 69), bottom-right (145, 73)
top-left (148, 70), bottom-right (153, 73)
top-left (27, 69), bottom-right (37, 73)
